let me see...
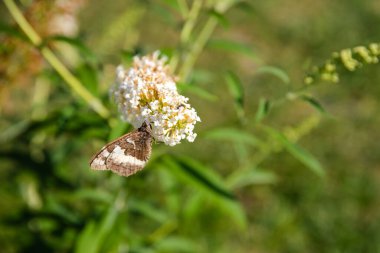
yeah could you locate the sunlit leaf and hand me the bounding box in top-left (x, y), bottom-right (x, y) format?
top-left (255, 98), bottom-right (271, 122)
top-left (300, 95), bottom-right (327, 114)
top-left (128, 199), bottom-right (169, 223)
top-left (73, 189), bottom-right (113, 204)
top-left (162, 155), bottom-right (235, 200)
top-left (0, 119), bottom-right (30, 144)
top-left (201, 127), bottom-right (259, 147)
top-left (164, 155), bottom-right (247, 230)
top-left (75, 221), bottom-right (97, 253)
top-left (155, 236), bottom-right (199, 252)
top-left (75, 203), bottom-right (119, 253)
top-left (177, 83), bottom-right (218, 101)
top-left (227, 168), bottom-right (278, 189)
top-left (183, 192), bottom-right (247, 230)
top-left (265, 127), bottom-right (325, 176)
top-left (45, 196), bottom-right (81, 224)
top-left (256, 65), bottom-right (290, 84)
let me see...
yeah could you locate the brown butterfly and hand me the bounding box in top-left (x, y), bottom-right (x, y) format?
top-left (89, 122), bottom-right (152, 177)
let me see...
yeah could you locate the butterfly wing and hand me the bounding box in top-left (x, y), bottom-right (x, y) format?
top-left (90, 129), bottom-right (152, 177)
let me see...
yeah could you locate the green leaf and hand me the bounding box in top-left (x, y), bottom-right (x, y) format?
top-left (265, 127), bottom-right (325, 176)
top-left (43, 35), bottom-right (98, 63)
top-left (164, 156), bottom-right (247, 230)
top-left (0, 23), bottom-right (28, 41)
top-left (177, 83), bottom-right (218, 102)
top-left (76, 64), bottom-right (99, 95)
top-left (201, 127), bottom-right (259, 147)
top-left (256, 65), bottom-right (290, 84)
top-left (120, 50), bottom-right (136, 65)
top-left (225, 71), bottom-right (244, 118)
top-left (227, 168), bottom-right (278, 189)
top-left (0, 119), bottom-right (30, 144)
top-left (155, 236), bottom-right (199, 252)
top-left (300, 95), bottom-right (326, 114)
top-left (208, 39), bottom-right (257, 59)
top-left (128, 199), bottom-right (169, 223)
top-left (161, 155), bottom-right (235, 200)
top-left (75, 221), bottom-right (97, 253)
top-left (162, 0), bottom-right (181, 12)
top-left (73, 189), bottom-right (113, 204)
top-left (235, 1), bottom-right (254, 13)
top-left (208, 9), bottom-right (229, 27)
top-left (183, 192), bottom-right (247, 230)
top-left (255, 98), bottom-right (271, 122)
top-left (75, 202), bottom-right (119, 253)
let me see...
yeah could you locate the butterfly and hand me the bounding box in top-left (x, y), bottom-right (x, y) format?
top-left (89, 122), bottom-right (152, 177)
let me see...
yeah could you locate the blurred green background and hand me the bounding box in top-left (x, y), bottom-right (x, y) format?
top-left (1, 0), bottom-right (380, 252)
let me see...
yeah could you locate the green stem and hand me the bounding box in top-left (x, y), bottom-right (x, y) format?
top-left (177, 0), bottom-right (189, 18)
top-left (179, 16), bottom-right (218, 82)
top-left (170, 0), bottom-right (203, 74)
top-left (3, 0), bottom-right (110, 119)
top-left (180, 0), bottom-right (202, 43)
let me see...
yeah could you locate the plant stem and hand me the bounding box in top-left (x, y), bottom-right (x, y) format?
top-left (3, 0), bottom-right (110, 119)
top-left (179, 16), bottom-right (218, 82)
top-left (177, 0), bottom-right (189, 18)
top-left (180, 0), bottom-right (202, 44)
top-left (170, 0), bottom-right (203, 74)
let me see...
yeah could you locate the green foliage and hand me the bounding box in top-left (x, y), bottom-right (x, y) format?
top-left (1, 0), bottom-right (380, 253)
top-left (225, 71), bottom-right (245, 120)
top-left (263, 127), bottom-right (325, 177)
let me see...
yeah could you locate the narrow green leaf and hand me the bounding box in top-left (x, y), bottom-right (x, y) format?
top-left (177, 83), bottom-right (218, 102)
top-left (0, 119), bottom-right (30, 143)
top-left (217, 196), bottom-right (247, 230)
top-left (208, 9), bottom-right (229, 27)
top-left (128, 199), bottom-right (169, 223)
top-left (43, 35), bottom-right (98, 63)
top-left (75, 221), bottom-right (97, 253)
top-left (73, 189), bottom-right (113, 204)
top-left (255, 98), bottom-right (271, 122)
top-left (155, 236), bottom-right (199, 252)
top-left (76, 64), bottom-right (99, 95)
top-left (201, 127), bottom-right (259, 147)
top-left (161, 0), bottom-right (181, 12)
top-left (300, 95), bottom-right (326, 114)
top-left (165, 159), bottom-right (248, 230)
top-left (183, 192), bottom-right (247, 230)
top-left (0, 23), bottom-right (28, 41)
top-left (227, 168), bottom-right (278, 189)
top-left (256, 65), bottom-right (290, 84)
top-left (208, 39), bottom-right (256, 59)
top-left (265, 127), bottom-right (325, 176)
top-left (225, 71), bottom-right (244, 118)
top-left (162, 155), bottom-right (235, 201)
top-left (235, 1), bottom-right (254, 13)
top-left (75, 203), bottom-right (119, 253)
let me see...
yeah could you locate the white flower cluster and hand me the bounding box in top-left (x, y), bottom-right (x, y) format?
top-left (112, 51), bottom-right (201, 146)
